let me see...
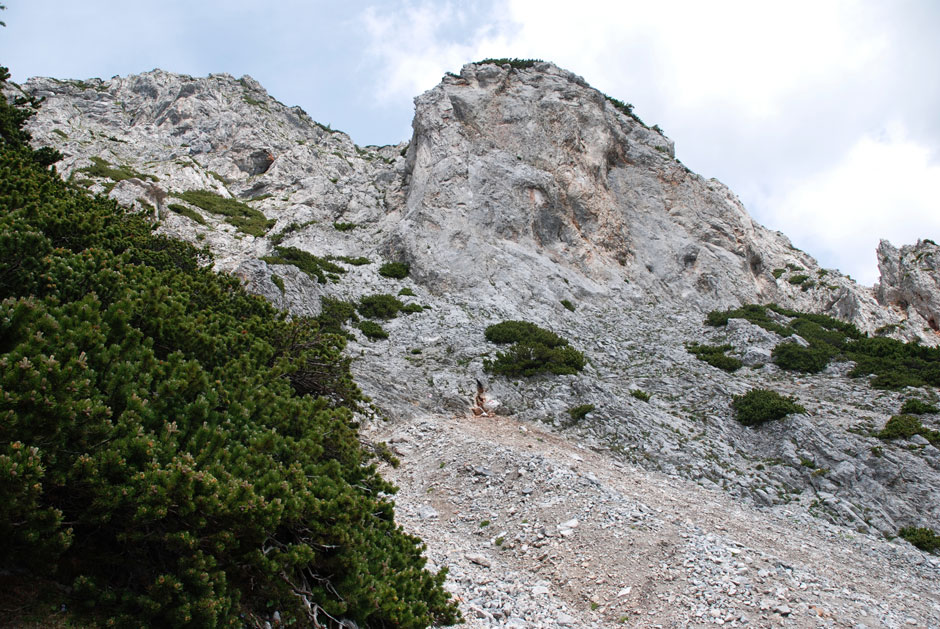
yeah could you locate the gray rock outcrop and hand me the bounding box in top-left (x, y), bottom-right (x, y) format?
top-left (876, 238), bottom-right (940, 339)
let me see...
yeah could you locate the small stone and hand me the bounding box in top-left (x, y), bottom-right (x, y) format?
top-left (465, 553), bottom-right (491, 567)
top-left (417, 504), bottom-right (438, 519)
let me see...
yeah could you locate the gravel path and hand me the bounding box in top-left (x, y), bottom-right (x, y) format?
top-left (367, 413), bottom-right (940, 628)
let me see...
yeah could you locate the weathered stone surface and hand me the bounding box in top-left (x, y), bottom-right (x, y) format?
top-left (876, 238), bottom-right (940, 340)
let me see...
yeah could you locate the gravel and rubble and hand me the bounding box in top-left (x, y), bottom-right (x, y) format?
top-left (369, 413), bottom-right (940, 628)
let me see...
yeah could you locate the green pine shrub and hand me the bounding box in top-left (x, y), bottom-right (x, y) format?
top-left (901, 398), bottom-right (939, 415)
top-left (261, 246), bottom-right (345, 283)
top-left (379, 261), bottom-right (410, 279)
top-left (705, 304), bottom-right (935, 390)
top-left (401, 303), bottom-right (424, 314)
top-left (687, 343), bottom-right (743, 372)
top-left (476, 58), bottom-right (543, 69)
top-left (270, 273), bottom-right (284, 292)
top-left (483, 321), bottom-right (585, 377)
top-left (877, 414), bottom-right (939, 444)
top-left (0, 70), bottom-right (459, 627)
top-left (631, 389), bottom-right (651, 402)
top-left (268, 219), bottom-right (315, 246)
top-left (357, 294), bottom-right (404, 320)
top-left (568, 404), bottom-right (595, 422)
top-left (560, 299), bottom-right (576, 312)
top-left (898, 527), bottom-right (940, 554)
top-left (167, 202), bottom-right (206, 225)
top-left (333, 221), bottom-right (357, 231)
top-left (771, 341), bottom-right (832, 373)
top-left (333, 255), bottom-right (371, 266)
top-left (788, 274), bottom-right (809, 285)
top-left (484, 320), bottom-right (567, 347)
top-left (732, 389), bottom-right (806, 426)
top-left (398, 287), bottom-right (416, 296)
top-left (176, 189), bottom-right (274, 236)
top-left (77, 156), bottom-right (157, 183)
top-left (358, 320), bottom-right (389, 340)
top-left (316, 297), bottom-right (358, 335)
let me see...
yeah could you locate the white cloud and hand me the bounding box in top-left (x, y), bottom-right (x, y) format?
top-left (359, 2), bottom-right (515, 104)
top-left (758, 128), bottom-right (940, 285)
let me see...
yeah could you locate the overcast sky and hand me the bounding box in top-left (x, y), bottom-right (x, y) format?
top-left (2, 0), bottom-right (938, 285)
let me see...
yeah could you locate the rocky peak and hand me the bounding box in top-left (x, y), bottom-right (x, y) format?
top-left (388, 61), bottom-right (911, 338)
top-left (876, 238), bottom-right (940, 338)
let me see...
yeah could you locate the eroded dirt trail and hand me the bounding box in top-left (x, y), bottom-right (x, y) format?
top-left (367, 413), bottom-right (940, 628)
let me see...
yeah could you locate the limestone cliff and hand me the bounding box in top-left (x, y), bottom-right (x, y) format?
top-left (876, 238), bottom-right (940, 337)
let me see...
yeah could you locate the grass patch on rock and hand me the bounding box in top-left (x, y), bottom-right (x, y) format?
top-left (261, 246), bottom-right (345, 283)
top-left (687, 343), bottom-right (743, 372)
top-left (176, 189), bottom-right (274, 236)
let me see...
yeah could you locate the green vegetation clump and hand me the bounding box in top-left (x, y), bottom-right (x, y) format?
top-left (483, 320), bottom-right (586, 377)
top-left (77, 156), bottom-right (157, 183)
top-left (268, 219), bottom-right (315, 246)
top-left (333, 255), bottom-right (371, 266)
top-left (772, 268), bottom-right (785, 279)
top-left (0, 69), bottom-right (459, 627)
top-left (705, 303), bottom-right (792, 337)
top-left (167, 202), bottom-right (205, 225)
top-left (732, 389), bottom-right (806, 426)
top-left (261, 246), bottom-right (345, 283)
top-left (877, 414), bottom-right (939, 444)
top-left (705, 304), bottom-right (938, 389)
top-left (898, 527), bottom-right (940, 554)
top-left (604, 95), bottom-right (645, 125)
top-left (333, 221), bottom-right (357, 231)
top-left (788, 274), bottom-right (809, 285)
top-left (901, 398), bottom-right (939, 415)
top-left (316, 297), bottom-right (359, 335)
top-left (484, 320), bottom-right (567, 347)
top-left (568, 404), bottom-right (595, 422)
top-left (560, 299), bottom-right (576, 312)
top-left (358, 320), bottom-right (389, 340)
top-left (687, 343), bottom-right (743, 372)
top-left (176, 189), bottom-right (274, 236)
top-left (270, 273), bottom-right (284, 292)
top-left (398, 287), bottom-right (416, 296)
top-left (771, 341), bottom-right (832, 374)
top-left (357, 294), bottom-right (405, 320)
top-left (379, 261), bottom-right (410, 279)
top-left (631, 389), bottom-right (651, 402)
top-left (401, 303), bottom-right (424, 314)
top-left (476, 58), bottom-right (542, 69)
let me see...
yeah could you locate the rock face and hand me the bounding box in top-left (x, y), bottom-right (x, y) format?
top-left (16, 61), bottom-right (940, 626)
top-left (876, 238), bottom-right (940, 338)
top-left (393, 62), bottom-right (900, 330)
